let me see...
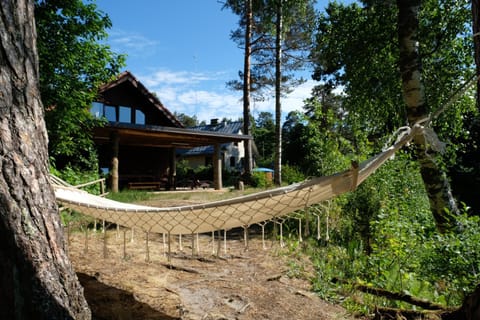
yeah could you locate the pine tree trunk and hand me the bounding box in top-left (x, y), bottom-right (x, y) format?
top-left (0, 1), bottom-right (91, 318)
top-left (243, 0), bottom-right (253, 175)
top-left (396, 0), bottom-right (458, 232)
top-left (274, 0), bottom-right (283, 186)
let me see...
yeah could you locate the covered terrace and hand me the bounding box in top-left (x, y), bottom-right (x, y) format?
top-left (93, 122), bottom-right (251, 192)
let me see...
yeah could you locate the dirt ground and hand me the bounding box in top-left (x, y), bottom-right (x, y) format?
top-left (67, 199), bottom-right (356, 320)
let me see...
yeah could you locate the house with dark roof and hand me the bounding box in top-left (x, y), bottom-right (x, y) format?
top-left (90, 71), bottom-right (251, 191)
top-left (178, 119), bottom-right (255, 173)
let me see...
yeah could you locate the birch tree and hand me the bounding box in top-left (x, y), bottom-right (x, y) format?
top-left (397, 0), bottom-right (459, 232)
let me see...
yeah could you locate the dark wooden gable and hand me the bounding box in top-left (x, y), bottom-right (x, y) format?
top-left (97, 71), bottom-right (183, 128)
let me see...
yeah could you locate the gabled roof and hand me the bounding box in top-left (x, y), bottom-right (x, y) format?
top-left (93, 122), bottom-right (249, 149)
top-left (99, 71), bottom-right (184, 128)
top-left (190, 121), bottom-right (243, 135)
top-left (178, 121), bottom-right (245, 156)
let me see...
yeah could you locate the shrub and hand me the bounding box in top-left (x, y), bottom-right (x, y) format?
top-left (282, 164), bottom-right (306, 184)
top-left (250, 171), bottom-right (273, 188)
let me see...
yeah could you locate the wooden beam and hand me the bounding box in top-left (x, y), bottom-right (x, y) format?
top-left (168, 147), bottom-right (176, 190)
top-left (111, 131), bottom-right (120, 193)
top-left (213, 143), bottom-right (222, 190)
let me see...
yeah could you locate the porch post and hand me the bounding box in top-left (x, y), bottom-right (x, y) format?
top-left (213, 143), bottom-right (222, 190)
top-left (111, 131), bottom-right (119, 193)
top-left (168, 147), bottom-right (176, 190)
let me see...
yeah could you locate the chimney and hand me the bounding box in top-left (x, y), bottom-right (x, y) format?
top-left (210, 118), bottom-right (218, 125)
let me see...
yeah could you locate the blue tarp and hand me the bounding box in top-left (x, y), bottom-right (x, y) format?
top-left (252, 167), bottom-right (274, 173)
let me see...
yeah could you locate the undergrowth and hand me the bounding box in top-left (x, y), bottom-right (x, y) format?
top-left (279, 154), bottom-right (480, 317)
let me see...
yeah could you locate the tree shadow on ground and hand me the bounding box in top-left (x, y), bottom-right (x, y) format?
top-left (77, 273), bottom-right (179, 320)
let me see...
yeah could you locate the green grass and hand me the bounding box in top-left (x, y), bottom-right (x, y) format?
top-left (106, 186), bottom-right (266, 204)
top-left (106, 189), bottom-right (156, 203)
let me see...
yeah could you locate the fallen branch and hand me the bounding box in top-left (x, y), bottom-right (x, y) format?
top-left (374, 306), bottom-right (444, 320)
top-left (332, 277), bottom-right (446, 310)
top-left (266, 274), bottom-right (283, 281)
top-left (160, 262), bottom-right (200, 274)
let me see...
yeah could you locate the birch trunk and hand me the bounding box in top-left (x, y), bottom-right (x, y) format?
top-left (274, 0), bottom-right (283, 186)
top-left (396, 0), bottom-right (459, 232)
top-left (0, 1), bottom-right (91, 318)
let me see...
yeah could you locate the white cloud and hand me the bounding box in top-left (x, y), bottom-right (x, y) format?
top-left (138, 68), bottom-right (319, 124)
top-left (251, 79), bottom-right (319, 119)
top-left (141, 70), bottom-right (212, 87)
top-left (108, 30), bottom-right (159, 57)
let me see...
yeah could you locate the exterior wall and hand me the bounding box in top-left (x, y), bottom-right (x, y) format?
top-left (180, 140), bottom-right (246, 173)
top-left (223, 140), bottom-right (244, 172)
top-left (96, 81), bottom-right (177, 127)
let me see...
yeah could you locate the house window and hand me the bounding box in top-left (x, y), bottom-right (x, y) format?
top-left (91, 102), bottom-right (103, 118)
top-left (230, 156), bottom-right (235, 167)
top-left (90, 102), bottom-right (146, 125)
top-left (104, 105), bottom-right (116, 122)
top-left (119, 106), bottom-right (131, 123)
top-left (135, 109), bottom-right (145, 125)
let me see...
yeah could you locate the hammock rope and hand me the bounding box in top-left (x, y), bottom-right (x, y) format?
top-left (53, 124), bottom-right (422, 236)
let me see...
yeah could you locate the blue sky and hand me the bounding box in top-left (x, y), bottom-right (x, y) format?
top-left (95, 0), bottom-right (354, 123)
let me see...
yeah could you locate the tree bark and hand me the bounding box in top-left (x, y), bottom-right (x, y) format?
top-left (443, 283), bottom-right (480, 320)
top-left (396, 0), bottom-right (459, 232)
top-left (274, 0), bottom-right (283, 186)
top-left (243, 0), bottom-right (253, 175)
top-left (0, 1), bottom-right (91, 318)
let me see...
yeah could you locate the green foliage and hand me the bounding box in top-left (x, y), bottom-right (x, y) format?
top-left (50, 165), bottom-right (102, 195)
top-left (253, 111), bottom-right (276, 166)
top-left (225, 0), bottom-right (316, 100)
top-left (175, 159), bottom-right (192, 182)
top-left (290, 152), bottom-right (479, 313)
top-left (343, 179), bottom-right (381, 255)
top-left (250, 171), bottom-right (273, 188)
top-left (312, 1), bottom-right (404, 137)
top-left (281, 164), bottom-right (305, 184)
top-left (301, 89), bottom-right (361, 176)
top-left (174, 112), bottom-right (199, 127)
top-left (312, 0), bottom-right (474, 147)
top-left (420, 214), bottom-right (480, 304)
top-left (300, 2), bottom-right (479, 310)
top-left (35, 0), bottom-right (125, 170)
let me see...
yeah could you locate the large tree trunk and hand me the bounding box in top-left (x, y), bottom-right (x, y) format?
top-left (274, 0), bottom-right (283, 186)
top-left (0, 1), bottom-right (91, 318)
top-left (243, 0), bottom-right (253, 175)
top-left (441, 284), bottom-right (480, 320)
top-left (396, 0), bottom-right (459, 233)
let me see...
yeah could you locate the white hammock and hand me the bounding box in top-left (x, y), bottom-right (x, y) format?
top-left (54, 125), bottom-right (421, 235)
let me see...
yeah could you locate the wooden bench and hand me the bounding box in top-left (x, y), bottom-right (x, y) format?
top-left (127, 181), bottom-right (165, 190)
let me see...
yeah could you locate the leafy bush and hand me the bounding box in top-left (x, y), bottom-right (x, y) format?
top-left (282, 164), bottom-right (306, 184)
top-left (419, 214), bottom-right (480, 305)
top-left (50, 165), bottom-right (102, 194)
top-left (305, 152), bottom-right (477, 312)
top-left (250, 171), bottom-right (273, 188)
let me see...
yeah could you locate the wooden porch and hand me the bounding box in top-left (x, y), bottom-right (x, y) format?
top-left (93, 122), bottom-right (251, 192)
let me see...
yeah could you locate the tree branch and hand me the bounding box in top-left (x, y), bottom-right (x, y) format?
top-left (332, 278), bottom-right (446, 310)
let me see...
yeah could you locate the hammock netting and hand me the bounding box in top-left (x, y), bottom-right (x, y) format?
top-left (53, 125), bottom-right (420, 236)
